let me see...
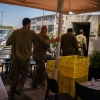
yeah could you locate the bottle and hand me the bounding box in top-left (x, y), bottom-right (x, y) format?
top-left (91, 77), bottom-right (95, 84)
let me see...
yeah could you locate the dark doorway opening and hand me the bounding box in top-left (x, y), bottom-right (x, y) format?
top-left (72, 22), bottom-right (90, 56)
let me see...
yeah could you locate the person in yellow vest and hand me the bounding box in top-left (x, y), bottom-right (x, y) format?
top-left (76, 29), bottom-right (87, 56)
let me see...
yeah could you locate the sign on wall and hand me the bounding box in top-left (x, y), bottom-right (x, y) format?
top-left (90, 32), bottom-right (95, 37)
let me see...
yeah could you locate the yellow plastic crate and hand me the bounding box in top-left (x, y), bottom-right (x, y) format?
top-left (59, 75), bottom-right (88, 97)
top-left (46, 69), bottom-right (55, 78)
top-left (58, 75), bottom-right (70, 93)
top-left (60, 65), bottom-right (89, 78)
top-left (60, 86), bottom-right (69, 93)
top-left (60, 56), bottom-right (89, 69)
top-left (46, 68), bottom-right (60, 79)
top-left (69, 90), bottom-right (75, 97)
top-left (46, 60), bottom-right (55, 70)
top-left (46, 60), bottom-right (62, 70)
top-left (45, 73), bottom-right (88, 97)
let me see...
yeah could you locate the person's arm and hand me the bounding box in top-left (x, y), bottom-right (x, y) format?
top-left (6, 31), bottom-right (14, 46)
top-left (46, 37), bottom-right (61, 44)
top-left (32, 31), bottom-right (61, 45)
top-left (83, 36), bottom-right (87, 51)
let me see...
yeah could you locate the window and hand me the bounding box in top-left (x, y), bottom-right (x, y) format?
top-left (62, 20), bottom-right (64, 25)
top-left (56, 20), bottom-right (64, 25)
top-left (31, 19), bottom-right (37, 24)
top-left (48, 25), bottom-right (54, 32)
top-left (37, 18), bottom-right (41, 21)
top-left (56, 20), bottom-right (59, 24)
top-left (44, 17), bottom-right (47, 21)
top-left (33, 26), bottom-right (36, 30)
top-left (37, 26), bottom-right (41, 30)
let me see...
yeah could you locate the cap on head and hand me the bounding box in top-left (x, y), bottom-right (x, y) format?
top-left (80, 29), bottom-right (84, 33)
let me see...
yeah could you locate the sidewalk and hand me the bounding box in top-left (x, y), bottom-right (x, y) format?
top-left (0, 66), bottom-right (46, 100)
top-left (5, 78), bottom-right (45, 100)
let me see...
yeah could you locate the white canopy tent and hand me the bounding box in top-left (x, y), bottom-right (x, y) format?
top-left (0, 0), bottom-right (100, 14)
top-left (1, 0), bottom-right (100, 80)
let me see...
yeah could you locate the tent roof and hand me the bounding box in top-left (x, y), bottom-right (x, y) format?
top-left (0, 0), bottom-right (100, 14)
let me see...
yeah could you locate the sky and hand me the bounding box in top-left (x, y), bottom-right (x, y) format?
top-left (0, 3), bottom-right (55, 28)
top-left (0, 3), bottom-right (100, 29)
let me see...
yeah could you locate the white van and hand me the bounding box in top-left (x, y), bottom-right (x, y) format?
top-left (0, 29), bottom-right (13, 49)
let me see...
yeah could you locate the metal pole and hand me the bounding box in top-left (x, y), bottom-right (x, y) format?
top-left (42, 10), bottom-right (44, 25)
top-left (0, 11), bottom-right (6, 27)
top-left (54, 0), bottom-right (64, 80)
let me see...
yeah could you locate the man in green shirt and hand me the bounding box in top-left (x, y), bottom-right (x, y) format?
top-left (6, 18), bottom-right (61, 100)
top-left (61, 28), bottom-right (78, 56)
top-left (32, 25), bottom-right (51, 89)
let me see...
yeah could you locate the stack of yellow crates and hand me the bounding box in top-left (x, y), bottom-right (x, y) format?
top-left (46, 60), bottom-right (55, 78)
top-left (45, 60), bottom-right (61, 90)
top-left (46, 55), bottom-right (89, 98)
top-left (60, 56), bottom-right (89, 78)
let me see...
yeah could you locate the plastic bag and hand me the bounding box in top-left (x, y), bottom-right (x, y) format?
top-left (0, 76), bottom-right (8, 100)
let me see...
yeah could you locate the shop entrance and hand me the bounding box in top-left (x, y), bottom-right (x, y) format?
top-left (72, 22), bottom-right (90, 56)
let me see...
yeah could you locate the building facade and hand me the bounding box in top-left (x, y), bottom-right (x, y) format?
top-left (30, 14), bottom-right (67, 35)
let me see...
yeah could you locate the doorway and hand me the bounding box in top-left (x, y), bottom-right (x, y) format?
top-left (72, 22), bottom-right (90, 56)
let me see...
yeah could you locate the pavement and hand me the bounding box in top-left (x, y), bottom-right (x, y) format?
top-left (0, 67), bottom-right (46, 100)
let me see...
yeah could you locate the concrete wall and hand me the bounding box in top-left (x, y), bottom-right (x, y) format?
top-left (65, 15), bottom-right (100, 55)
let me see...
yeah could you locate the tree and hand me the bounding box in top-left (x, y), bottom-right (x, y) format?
top-left (47, 32), bottom-right (57, 59)
top-left (0, 26), bottom-right (13, 29)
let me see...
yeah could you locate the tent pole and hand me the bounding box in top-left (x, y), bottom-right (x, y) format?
top-left (54, 0), bottom-right (64, 80)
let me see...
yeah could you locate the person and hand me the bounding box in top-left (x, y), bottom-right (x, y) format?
top-left (32, 25), bottom-right (51, 89)
top-left (60, 28), bottom-right (78, 56)
top-left (76, 29), bottom-right (87, 56)
top-left (6, 18), bottom-right (61, 100)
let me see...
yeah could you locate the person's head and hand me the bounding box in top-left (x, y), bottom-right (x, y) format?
top-left (22, 18), bottom-right (31, 29)
top-left (67, 28), bottom-right (73, 33)
top-left (80, 29), bottom-right (84, 34)
top-left (41, 25), bottom-right (47, 34)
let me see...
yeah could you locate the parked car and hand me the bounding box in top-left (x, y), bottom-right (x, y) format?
top-left (0, 29), bottom-right (13, 49)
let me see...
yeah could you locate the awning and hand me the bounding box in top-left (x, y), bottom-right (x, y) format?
top-left (0, 0), bottom-right (100, 14)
